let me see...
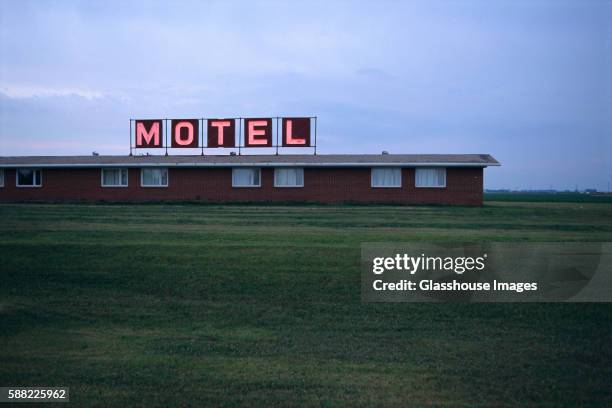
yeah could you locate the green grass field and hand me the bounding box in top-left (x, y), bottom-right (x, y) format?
top-left (484, 192), bottom-right (612, 203)
top-left (1, 201), bottom-right (611, 406)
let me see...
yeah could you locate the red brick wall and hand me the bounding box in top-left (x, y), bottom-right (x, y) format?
top-left (0, 167), bottom-right (484, 205)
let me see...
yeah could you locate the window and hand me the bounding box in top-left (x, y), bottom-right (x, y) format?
top-left (415, 168), bottom-right (446, 188)
top-left (141, 168), bottom-right (168, 187)
top-left (274, 168), bottom-right (304, 187)
top-left (371, 168), bottom-right (401, 188)
top-left (0, 169), bottom-right (4, 187)
top-left (101, 168), bottom-right (128, 187)
top-left (232, 168), bottom-right (261, 187)
top-left (17, 168), bottom-right (42, 187)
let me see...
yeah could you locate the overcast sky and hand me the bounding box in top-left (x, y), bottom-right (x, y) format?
top-left (1, 0), bottom-right (611, 190)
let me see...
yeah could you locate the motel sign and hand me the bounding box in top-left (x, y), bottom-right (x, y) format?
top-left (131, 117), bottom-right (315, 154)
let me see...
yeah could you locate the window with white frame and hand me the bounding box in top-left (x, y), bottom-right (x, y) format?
top-left (274, 168), bottom-right (304, 187)
top-left (101, 168), bottom-right (128, 187)
top-left (415, 168), bottom-right (446, 188)
top-left (0, 169), bottom-right (4, 187)
top-left (232, 168), bottom-right (261, 187)
top-left (17, 168), bottom-right (42, 187)
top-left (371, 168), bottom-right (401, 188)
top-left (141, 168), bottom-right (168, 187)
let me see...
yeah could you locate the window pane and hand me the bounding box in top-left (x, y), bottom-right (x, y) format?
top-left (161, 169), bottom-right (168, 185)
top-left (18, 169), bottom-right (34, 185)
top-left (142, 168), bottom-right (168, 186)
top-left (233, 169), bottom-right (246, 185)
top-left (277, 169), bottom-right (287, 186)
top-left (275, 168), bottom-right (304, 187)
top-left (0, 169), bottom-right (4, 186)
top-left (104, 170), bottom-right (117, 185)
top-left (371, 168), bottom-right (401, 187)
top-left (103, 169), bottom-right (128, 186)
top-left (288, 170), bottom-right (295, 185)
top-left (143, 170), bottom-right (152, 185)
top-left (233, 168), bottom-right (260, 186)
top-left (252, 169), bottom-right (259, 186)
top-left (415, 168), bottom-right (446, 187)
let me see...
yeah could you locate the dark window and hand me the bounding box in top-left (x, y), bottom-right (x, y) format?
top-left (17, 169), bottom-right (42, 187)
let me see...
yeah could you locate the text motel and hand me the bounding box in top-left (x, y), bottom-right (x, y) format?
top-left (134, 117), bottom-right (312, 149)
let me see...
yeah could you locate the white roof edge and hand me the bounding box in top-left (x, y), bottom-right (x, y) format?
top-left (0, 162), bottom-right (498, 168)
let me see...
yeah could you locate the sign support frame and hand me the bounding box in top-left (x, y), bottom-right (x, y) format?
top-left (200, 118), bottom-right (204, 156)
top-left (129, 119), bottom-right (133, 156)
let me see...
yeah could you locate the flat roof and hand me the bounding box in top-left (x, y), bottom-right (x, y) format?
top-left (0, 154), bottom-right (500, 168)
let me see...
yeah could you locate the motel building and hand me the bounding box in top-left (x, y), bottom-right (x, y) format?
top-left (0, 117), bottom-right (500, 205)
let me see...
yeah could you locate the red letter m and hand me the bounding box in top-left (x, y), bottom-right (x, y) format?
top-left (135, 120), bottom-right (163, 148)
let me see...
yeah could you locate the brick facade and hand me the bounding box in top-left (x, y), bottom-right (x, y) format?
top-left (0, 167), bottom-right (484, 205)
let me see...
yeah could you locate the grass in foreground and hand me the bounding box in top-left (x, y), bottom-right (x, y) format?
top-left (1, 201), bottom-right (611, 406)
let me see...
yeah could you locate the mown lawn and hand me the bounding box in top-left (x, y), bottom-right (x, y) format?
top-left (1, 202), bottom-right (611, 406)
top-left (484, 192), bottom-right (612, 203)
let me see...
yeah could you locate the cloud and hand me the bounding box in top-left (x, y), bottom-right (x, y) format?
top-left (0, 85), bottom-right (104, 100)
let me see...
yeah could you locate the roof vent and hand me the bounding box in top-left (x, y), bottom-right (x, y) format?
top-left (92, 151), bottom-right (99, 156)
top-left (229, 152), bottom-right (237, 156)
top-left (382, 151), bottom-right (389, 155)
